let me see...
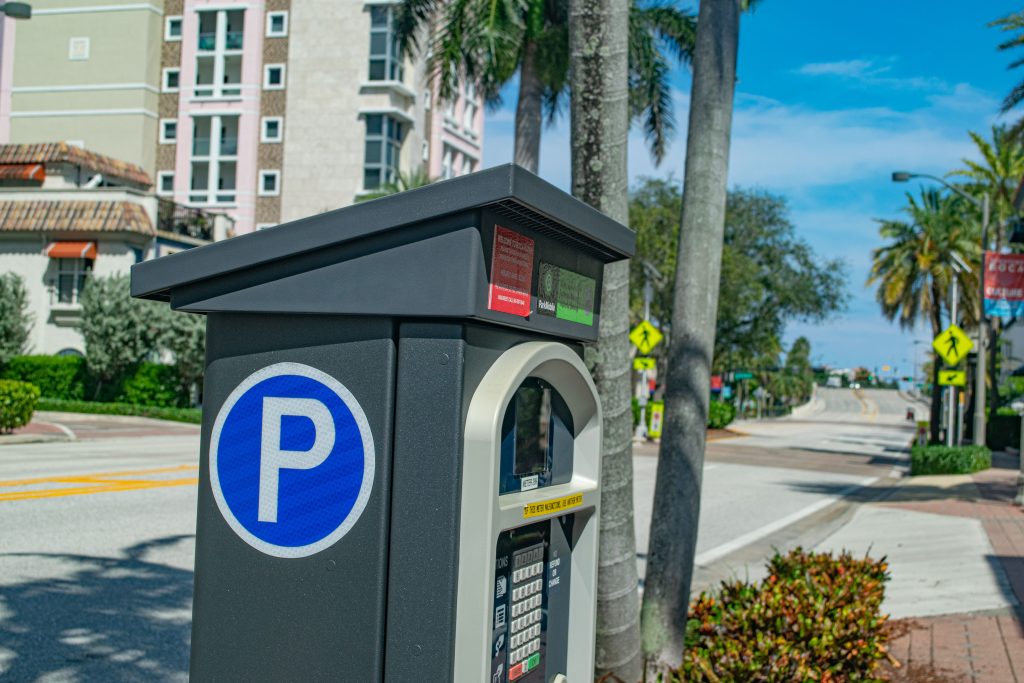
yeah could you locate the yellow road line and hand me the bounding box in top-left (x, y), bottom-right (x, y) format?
top-left (0, 477), bottom-right (198, 502)
top-left (0, 464), bottom-right (199, 502)
top-left (0, 464), bottom-right (197, 488)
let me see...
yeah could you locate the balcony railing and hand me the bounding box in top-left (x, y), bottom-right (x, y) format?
top-left (198, 30), bottom-right (243, 51)
top-left (192, 136), bottom-right (238, 156)
top-left (157, 198), bottom-right (215, 241)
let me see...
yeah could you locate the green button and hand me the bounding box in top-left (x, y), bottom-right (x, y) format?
top-left (527, 653), bottom-right (540, 670)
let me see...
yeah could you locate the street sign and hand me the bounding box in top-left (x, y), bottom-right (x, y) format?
top-left (710, 375), bottom-right (723, 391)
top-left (633, 357), bottom-right (656, 371)
top-left (938, 370), bottom-right (967, 386)
top-left (629, 320), bottom-right (663, 355)
top-left (733, 371), bottom-right (753, 380)
top-left (984, 252), bottom-right (1024, 319)
top-left (209, 362), bottom-right (376, 558)
top-left (648, 401), bottom-right (664, 438)
top-left (932, 324), bottom-right (973, 367)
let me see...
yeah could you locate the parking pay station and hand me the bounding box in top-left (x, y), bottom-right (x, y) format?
top-left (131, 164), bottom-right (634, 682)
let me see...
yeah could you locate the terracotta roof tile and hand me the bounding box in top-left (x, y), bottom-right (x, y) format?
top-left (0, 200), bottom-right (154, 236)
top-left (0, 143), bottom-right (152, 188)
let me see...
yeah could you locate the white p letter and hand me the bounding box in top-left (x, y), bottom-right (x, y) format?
top-left (259, 397), bottom-right (335, 523)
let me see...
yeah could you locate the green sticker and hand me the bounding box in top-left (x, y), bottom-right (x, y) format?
top-left (555, 268), bottom-right (595, 326)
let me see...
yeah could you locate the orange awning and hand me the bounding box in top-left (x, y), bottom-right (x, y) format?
top-left (0, 163), bottom-right (44, 182)
top-left (46, 241), bottom-right (97, 259)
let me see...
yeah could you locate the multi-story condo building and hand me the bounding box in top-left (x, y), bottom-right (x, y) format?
top-left (0, 1), bottom-right (486, 236)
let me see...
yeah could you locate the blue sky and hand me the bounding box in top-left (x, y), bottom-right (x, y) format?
top-left (481, 0), bottom-right (1022, 377)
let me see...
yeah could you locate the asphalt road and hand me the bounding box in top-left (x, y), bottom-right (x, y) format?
top-left (0, 388), bottom-right (915, 681)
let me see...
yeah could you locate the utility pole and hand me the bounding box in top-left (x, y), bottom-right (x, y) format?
top-left (975, 193), bottom-right (990, 446)
top-left (948, 277), bottom-right (958, 448)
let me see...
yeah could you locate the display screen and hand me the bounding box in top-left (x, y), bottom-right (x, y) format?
top-left (513, 382), bottom-right (550, 476)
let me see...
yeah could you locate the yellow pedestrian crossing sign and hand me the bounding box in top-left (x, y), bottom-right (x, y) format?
top-left (932, 324), bottom-right (973, 367)
top-left (938, 370), bottom-right (966, 386)
top-left (629, 320), bottom-right (663, 355)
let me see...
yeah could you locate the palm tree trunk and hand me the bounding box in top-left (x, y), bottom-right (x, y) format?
top-left (568, 0), bottom-right (639, 679)
top-left (640, 0), bottom-right (740, 676)
top-left (929, 284), bottom-right (944, 443)
top-left (514, 38), bottom-right (543, 173)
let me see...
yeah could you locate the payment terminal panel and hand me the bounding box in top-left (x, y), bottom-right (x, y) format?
top-left (456, 341), bottom-right (601, 683)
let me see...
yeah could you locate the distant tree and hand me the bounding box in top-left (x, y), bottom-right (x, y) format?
top-left (629, 180), bottom-right (848, 369)
top-left (868, 188), bottom-right (980, 442)
top-left (79, 274), bottom-right (164, 397)
top-left (0, 273), bottom-right (32, 366)
top-left (355, 166), bottom-right (435, 202)
top-left (159, 309), bottom-right (206, 405)
top-left (784, 336), bottom-right (814, 402)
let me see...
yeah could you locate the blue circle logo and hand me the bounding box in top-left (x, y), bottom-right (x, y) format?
top-left (209, 363), bottom-right (375, 558)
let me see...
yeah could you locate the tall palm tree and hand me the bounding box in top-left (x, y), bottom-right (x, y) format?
top-left (991, 11), bottom-right (1024, 139)
top-left (950, 125), bottom-right (1024, 242)
top-left (868, 189), bottom-right (980, 442)
top-left (641, 0), bottom-right (741, 676)
top-left (395, 0), bottom-right (695, 172)
top-left (568, 0), bottom-right (637, 677)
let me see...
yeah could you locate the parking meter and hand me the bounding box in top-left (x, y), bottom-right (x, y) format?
top-left (131, 164), bottom-right (634, 682)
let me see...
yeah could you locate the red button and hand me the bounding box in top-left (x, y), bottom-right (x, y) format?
top-left (509, 662), bottom-right (524, 680)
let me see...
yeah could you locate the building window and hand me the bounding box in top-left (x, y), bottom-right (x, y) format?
top-left (160, 119), bottom-right (177, 143)
top-left (261, 117), bottom-right (283, 143)
top-left (462, 99), bottom-right (476, 133)
top-left (441, 146), bottom-right (453, 180)
top-left (162, 68), bottom-right (180, 92)
top-left (421, 141), bottom-right (429, 162)
top-left (266, 11), bottom-right (288, 37)
top-left (264, 64), bottom-right (285, 90)
top-left (259, 170), bottom-right (280, 196)
top-left (368, 6), bottom-right (402, 82)
top-left (444, 97), bottom-right (456, 122)
top-left (196, 9), bottom-right (244, 98)
top-left (158, 171), bottom-right (175, 195)
top-left (423, 90), bottom-right (431, 110)
top-left (68, 37), bottom-right (90, 61)
top-left (55, 259), bottom-right (92, 305)
top-left (165, 16), bottom-right (183, 41)
top-left (189, 114), bottom-right (239, 204)
top-left (461, 156), bottom-right (474, 176)
top-left (363, 114), bottom-right (403, 190)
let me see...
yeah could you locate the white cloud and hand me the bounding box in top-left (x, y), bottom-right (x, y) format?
top-left (796, 57), bottom-right (946, 91)
top-left (798, 59), bottom-right (882, 78)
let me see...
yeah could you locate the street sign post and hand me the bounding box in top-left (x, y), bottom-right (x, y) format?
top-left (933, 324), bottom-right (973, 367)
top-left (130, 165), bottom-right (634, 682)
top-left (629, 320), bottom-right (663, 355)
top-left (938, 370), bottom-right (967, 386)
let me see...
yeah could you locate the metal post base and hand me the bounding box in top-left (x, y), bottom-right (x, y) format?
top-left (1015, 472), bottom-right (1024, 507)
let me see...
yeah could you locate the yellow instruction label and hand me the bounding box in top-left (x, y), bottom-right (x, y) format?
top-left (523, 493), bottom-right (584, 519)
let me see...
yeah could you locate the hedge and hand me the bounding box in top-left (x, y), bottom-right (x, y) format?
top-left (36, 398), bottom-right (201, 424)
top-left (0, 379), bottom-right (41, 432)
top-left (910, 444), bottom-right (991, 476)
top-left (682, 548), bottom-right (890, 682)
top-left (708, 400), bottom-right (737, 429)
top-left (1, 355), bottom-right (87, 400)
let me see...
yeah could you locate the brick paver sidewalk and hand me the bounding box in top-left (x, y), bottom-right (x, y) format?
top-left (882, 460), bottom-right (1024, 682)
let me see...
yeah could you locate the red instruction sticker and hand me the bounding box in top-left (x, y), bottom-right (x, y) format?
top-left (488, 225), bottom-right (535, 317)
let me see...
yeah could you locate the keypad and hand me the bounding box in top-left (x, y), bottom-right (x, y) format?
top-left (508, 544), bottom-right (544, 680)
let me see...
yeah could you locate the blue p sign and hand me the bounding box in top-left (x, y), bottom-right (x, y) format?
top-left (209, 363), bottom-right (375, 558)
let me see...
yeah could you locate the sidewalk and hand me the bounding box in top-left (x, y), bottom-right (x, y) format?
top-left (810, 453), bottom-right (1024, 681)
top-left (1, 410), bottom-right (199, 445)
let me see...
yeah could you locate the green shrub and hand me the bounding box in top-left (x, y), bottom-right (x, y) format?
top-left (36, 398), bottom-right (200, 424)
top-left (682, 548), bottom-right (890, 682)
top-left (119, 362), bottom-right (188, 408)
top-left (910, 444), bottom-right (991, 475)
top-left (708, 400), bottom-right (736, 429)
top-left (0, 379), bottom-right (41, 432)
top-left (1, 355), bottom-right (87, 399)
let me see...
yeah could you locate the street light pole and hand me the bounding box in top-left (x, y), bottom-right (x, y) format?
top-left (892, 171), bottom-right (989, 446)
top-left (948, 277), bottom-right (958, 447)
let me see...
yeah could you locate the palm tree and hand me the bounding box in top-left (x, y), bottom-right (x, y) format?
top-left (641, 0), bottom-right (741, 676)
top-left (568, 0), bottom-right (637, 677)
top-left (395, 0), bottom-right (695, 172)
top-left (868, 189), bottom-right (980, 442)
top-left (354, 166), bottom-right (435, 202)
top-left (950, 125), bottom-right (1024, 242)
top-left (991, 11), bottom-right (1024, 139)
